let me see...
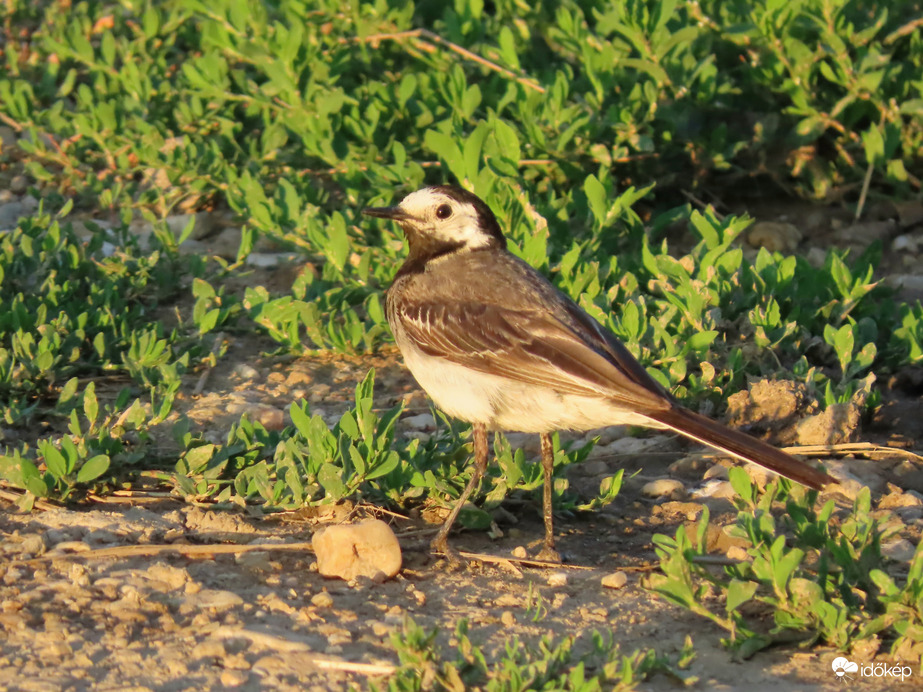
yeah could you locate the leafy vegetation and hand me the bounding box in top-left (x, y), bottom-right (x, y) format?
top-left (651, 470), bottom-right (923, 663)
top-left (377, 618), bottom-right (696, 691)
top-left (1, 0), bottom-right (922, 677)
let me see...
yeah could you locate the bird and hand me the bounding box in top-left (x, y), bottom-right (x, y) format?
top-left (363, 184), bottom-right (833, 562)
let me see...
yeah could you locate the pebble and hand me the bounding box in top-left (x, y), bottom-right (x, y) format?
top-left (892, 234), bottom-right (918, 253)
top-left (891, 275), bottom-right (923, 293)
top-left (744, 464), bottom-right (778, 488)
top-left (210, 227), bottom-right (243, 259)
top-left (184, 589), bottom-right (244, 610)
top-left (641, 478), bottom-right (686, 500)
top-left (668, 455), bottom-right (708, 477)
top-left (0, 125), bottom-right (16, 148)
top-left (546, 571), bottom-right (568, 587)
top-left (794, 403), bottom-right (860, 446)
top-left (597, 434), bottom-right (675, 457)
top-left (601, 571), bottom-right (628, 589)
top-left (0, 200), bottom-right (27, 229)
top-left (311, 590), bottom-right (334, 608)
top-left (16, 534), bottom-right (46, 557)
top-left (9, 175), bottom-right (28, 194)
top-left (511, 546), bottom-right (528, 559)
top-left (746, 220), bottom-right (802, 253)
top-left (246, 252), bottom-right (292, 268)
top-left (825, 460), bottom-right (885, 499)
top-left (165, 211), bottom-right (218, 240)
top-left (727, 546), bottom-right (750, 562)
top-left (312, 519), bottom-right (402, 581)
top-left (220, 671), bottom-right (249, 687)
top-left (403, 413), bottom-right (436, 431)
top-left (838, 219), bottom-right (897, 246)
top-left (232, 364), bottom-right (259, 380)
top-left (878, 490), bottom-right (922, 509)
top-left (881, 538), bottom-right (917, 563)
top-left (500, 611), bottom-right (516, 627)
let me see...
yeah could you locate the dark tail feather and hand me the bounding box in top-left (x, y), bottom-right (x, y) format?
top-left (650, 407), bottom-right (833, 491)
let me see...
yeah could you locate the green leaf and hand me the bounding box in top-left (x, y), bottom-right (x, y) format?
top-left (584, 174), bottom-right (607, 226)
top-left (687, 330), bottom-right (719, 351)
top-left (726, 579), bottom-right (758, 612)
top-left (492, 119), bottom-right (521, 166)
top-left (40, 441), bottom-right (68, 480)
top-left (318, 463), bottom-right (346, 500)
top-left (76, 455), bottom-right (110, 483)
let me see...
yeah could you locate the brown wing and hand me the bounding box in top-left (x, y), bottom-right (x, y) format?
top-left (395, 301), bottom-right (672, 415)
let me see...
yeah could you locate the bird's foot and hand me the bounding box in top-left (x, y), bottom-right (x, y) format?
top-left (430, 536), bottom-right (465, 568)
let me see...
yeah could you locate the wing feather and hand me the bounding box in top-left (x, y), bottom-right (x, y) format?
top-left (396, 301), bottom-right (671, 414)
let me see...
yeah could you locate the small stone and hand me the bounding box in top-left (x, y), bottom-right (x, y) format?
top-left (641, 478), bottom-right (686, 500)
top-left (192, 639), bottom-right (226, 660)
top-left (881, 538), bottom-right (917, 563)
top-left (878, 490), bottom-right (923, 509)
top-left (220, 671), bottom-right (248, 687)
top-left (892, 235), bottom-right (918, 253)
top-left (404, 413), bottom-right (436, 431)
top-left (9, 175), bottom-right (28, 194)
top-left (893, 274), bottom-right (923, 294)
top-left (185, 589), bottom-right (244, 610)
top-left (668, 456), bottom-right (708, 476)
top-left (838, 219), bottom-right (897, 246)
top-left (246, 252), bottom-right (290, 268)
top-left (0, 201), bottom-right (27, 229)
top-left (825, 460), bottom-right (883, 500)
top-left (494, 594), bottom-right (520, 607)
top-left (806, 246), bottom-right (828, 268)
top-left (746, 220), bottom-right (802, 253)
top-left (210, 227), bottom-right (243, 259)
top-left (744, 464), bottom-right (778, 488)
top-left (0, 125), bottom-right (16, 148)
top-left (511, 546), bottom-right (528, 559)
top-left (311, 591), bottom-right (334, 608)
top-left (17, 534), bottom-right (46, 557)
top-left (166, 211), bottom-right (218, 240)
top-left (312, 519), bottom-right (402, 581)
top-left (727, 546), bottom-right (750, 562)
top-left (250, 404), bottom-right (285, 431)
top-left (500, 611), bottom-right (515, 627)
top-left (83, 529), bottom-right (120, 546)
top-left (370, 621), bottom-right (391, 637)
top-left (232, 364), bottom-right (259, 380)
top-left (601, 571), bottom-right (628, 589)
top-left (546, 571), bottom-right (567, 587)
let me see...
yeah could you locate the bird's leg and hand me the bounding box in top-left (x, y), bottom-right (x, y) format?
top-left (535, 432), bottom-right (562, 563)
top-left (431, 422), bottom-right (489, 562)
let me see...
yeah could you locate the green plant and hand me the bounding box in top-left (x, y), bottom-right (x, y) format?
top-left (650, 469), bottom-right (923, 663)
top-left (378, 618), bottom-right (696, 691)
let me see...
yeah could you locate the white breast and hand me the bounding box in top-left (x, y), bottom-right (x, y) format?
top-left (396, 334), bottom-right (665, 434)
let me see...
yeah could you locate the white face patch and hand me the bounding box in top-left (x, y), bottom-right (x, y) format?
top-left (397, 188), bottom-right (495, 250)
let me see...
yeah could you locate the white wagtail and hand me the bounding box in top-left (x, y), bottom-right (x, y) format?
top-left (364, 185), bottom-right (832, 561)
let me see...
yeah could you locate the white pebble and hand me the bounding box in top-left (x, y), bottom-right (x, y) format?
top-left (546, 571), bottom-right (568, 587)
top-left (601, 571), bottom-right (628, 589)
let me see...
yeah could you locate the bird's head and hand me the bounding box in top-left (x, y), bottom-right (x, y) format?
top-left (363, 185), bottom-right (505, 257)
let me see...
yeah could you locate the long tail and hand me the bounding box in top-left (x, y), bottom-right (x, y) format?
top-left (650, 406), bottom-right (833, 490)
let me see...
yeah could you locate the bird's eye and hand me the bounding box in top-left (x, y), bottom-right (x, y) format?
top-left (435, 204), bottom-right (453, 220)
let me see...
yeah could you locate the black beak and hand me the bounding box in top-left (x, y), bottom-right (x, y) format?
top-left (362, 206), bottom-right (409, 221)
